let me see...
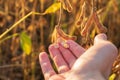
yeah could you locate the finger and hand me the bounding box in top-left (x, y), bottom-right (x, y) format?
top-left (49, 44), bottom-right (70, 73)
top-left (94, 33), bottom-right (107, 45)
top-left (66, 40), bottom-right (85, 58)
top-left (58, 43), bottom-right (76, 68)
top-left (39, 52), bottom-right (56, 80)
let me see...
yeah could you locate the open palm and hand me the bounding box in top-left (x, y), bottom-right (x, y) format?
top-left (39, 40), bottom-right (85, 80)
top-left (39, 34), bottom-right (118, 80)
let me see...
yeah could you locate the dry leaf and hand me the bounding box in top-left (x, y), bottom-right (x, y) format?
top-left (44, 2), bottom-right (61, 14)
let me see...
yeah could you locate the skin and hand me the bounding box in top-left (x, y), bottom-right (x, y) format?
top-left (39, 33), bottom-right (118, 80)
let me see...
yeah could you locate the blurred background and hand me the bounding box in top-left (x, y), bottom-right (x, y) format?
top-left (0, 0), bottom-right (120, 80)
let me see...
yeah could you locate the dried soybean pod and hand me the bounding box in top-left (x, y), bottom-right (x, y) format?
top-left (66, 0), bottom-right (73, 12)
top-left (60, 0), bottom-right (67, 10)
top-left (62, 1), bottom-right (67, 10)
top-left (76, 2), bottom-right (85, 26)
top-left (81, 17), bottom-right (87, 29)
top-left (58, 0), bottom-right (67, 10)
top-left (56, 25), bottom-right (77, 40)
top-left (59, 0), bottom-right (73, 12)
top-left (60, 39), bottom-right (69, 48)
top-left (93, 12), bottom-right (107, 33)
top-left (81, 13), bottom-right (94, 36)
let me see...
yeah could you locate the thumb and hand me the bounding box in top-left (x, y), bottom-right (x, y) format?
top-left (94, 33), bottom-right (107, 45)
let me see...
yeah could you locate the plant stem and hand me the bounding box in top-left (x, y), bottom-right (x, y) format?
top-left (57, 2), bottom-right (62, 26)
top-left (0, 12), bottom-right (33, 39)
top-left (0, 11), bottom-right (44, 40)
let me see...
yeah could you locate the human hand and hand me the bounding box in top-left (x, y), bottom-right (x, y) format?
top-left (39, 34), bottom-right (118, 80)
top-left (39, 37), bottom-right (85, 80)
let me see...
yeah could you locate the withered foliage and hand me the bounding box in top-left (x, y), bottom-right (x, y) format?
top-left (0, 0), bottom-right (120, 80)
